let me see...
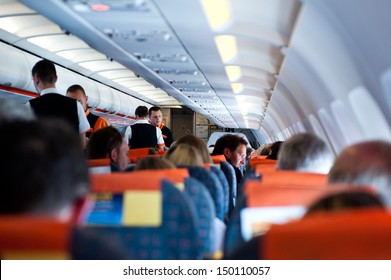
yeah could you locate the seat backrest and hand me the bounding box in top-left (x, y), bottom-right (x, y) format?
top-left (128, 147), bottom-right (153, 163)
top-left (184, 177), bottom-right (216, 256)
top-left (250, 158), bottom-right (277, 169)
top-left (211, 154), bottom-right (226, 163)
top-left (259, 170), bottom-right (328, 187)
top-left (0, 216), bottom-right (71, 259)
top-left (87, 158), bottom-right (111, 174)
top-left (90, 168), bottom-right (189, 192)
top-left (220, 161), bottom-right (237, 213)
top-left (263, 209), bottom-right (391, 259)
top-left (224, 175), bottom-right (368, 257)
top-left (75, 177), bottom-right (200, 259)
top-left (210, 165), bottom-right (229, 217)
top-left (186, 166), bottom-right (225, 221)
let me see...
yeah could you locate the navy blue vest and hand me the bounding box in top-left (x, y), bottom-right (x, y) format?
top-left (29, 93), bottom-right (79, 133)
top-left (130, 123), bottom-right (158, 149)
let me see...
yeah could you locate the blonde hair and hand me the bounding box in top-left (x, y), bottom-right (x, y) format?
top-left (165, 144), bottom-right (204, 167)
top-left (175, 134), bottom-right (212, 164)
top-left (135, 156), bottom-right (176, 170)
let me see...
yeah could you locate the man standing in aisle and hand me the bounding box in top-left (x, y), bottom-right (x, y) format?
top-left (129, 106), bottom-right (165, 150)
top-left (66, 84), bottom-right (109, 138)
top-left (28, 59), bottom-right (90, 147)
top-left (149, 106), bottom-right (175, 148)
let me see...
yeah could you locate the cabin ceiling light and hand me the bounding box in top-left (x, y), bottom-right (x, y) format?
top-left (215, 35), bottom-right (237, 63)
top-left (231, 83), bottom-right (243, 94)
top-left (98, 70), bottom-right (136, 79)
top-left (79, 60), bottom-right (126, 72)
top-left (225, 65), bottom-right (241, 82)
top-left (28, 34), bottom-right (89, 52)
top-left (56, 49), bottom-right (106, 63)
top-left (201, 0), bottom-right (231, 30)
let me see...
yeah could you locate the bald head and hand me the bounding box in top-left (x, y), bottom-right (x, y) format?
top-left (328, 140), bottom-right (391, 206)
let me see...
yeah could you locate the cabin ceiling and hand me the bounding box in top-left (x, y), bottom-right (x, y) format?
top-left (1, 0), bottom-right (300, 129)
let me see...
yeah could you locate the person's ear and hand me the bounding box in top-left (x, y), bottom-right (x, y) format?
top-left (33, 74), bottom-right (40, 85)
top-left (109, 148), bottom-right (118, 162)
top-left (223, 147), bottom-right (230, 157)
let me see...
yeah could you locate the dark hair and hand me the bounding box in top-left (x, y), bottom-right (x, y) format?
top-left (305, 190), bottom-right (384, 216)
top-left (31, 59), bottom-right (57, 85)
top-left (0, 119), bottom-right (89, 214)
top-left (211, 134), bottom-right (248, 155)
top-left (148, 106), bottom-right (162, 114)
top-left (87, 126), bottom-right (123, 159)
top-left (266, 141), bottom-right (283, 160)
top-left (66, 84), bottom-right (86, 97)
top-left (135, 106), bottom-right (149, 118)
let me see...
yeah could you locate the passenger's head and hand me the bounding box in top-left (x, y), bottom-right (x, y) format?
top-left (176, 134), bottom-right (212, 164)
top-left (86, 126), bottom-right (129, 171)
top-left (277, 133), bottom-right (334, 174)
top-left (135, 106), bottom-right (149, 119)
top-left (257, 143), bottom-right (272, 156)
top-left (31, 59), bottom-right (57, 92)
top-left (0, 98), bottom-right (35, 123)
top-left (328, 140), bottom-right (391, 207)
top-left (165, 143), bottom-right (204, 167)
top-left (0, 119), bottom-right (89, 216)
top-left (305, 190), bottom-right (384, 216)
top-left (66, 84), bottom-right (88, 111)
top-left (266, 141), bottom-right (283, 160)
top-left (148, 106), bottom-right (163, 127)
top-left (211, 134), bottom-right (248, 168)
top-left (135, 156), bottom-right (176, 171)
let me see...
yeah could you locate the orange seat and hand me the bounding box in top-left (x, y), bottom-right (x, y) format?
top-left (244, 181), bottom-right (365, 208)
top-left (250, 158), bottom-right (277, 169)
top-left (128, 148), bottom-right (154, 163)
top-left (0, 216), bottom-right (71, 259)
top-left (241, 178), bottom-right (375, 243)
top-left (211, 154), bottom-right (226, 163)
top-left (259, 170), bottom-right (328, 187)
top-left (264, 209), bottom-right (391, 259)
top-left (90, 168), bottom-right (189, 192)
top-left (87, 158), bottom-right (110, 168)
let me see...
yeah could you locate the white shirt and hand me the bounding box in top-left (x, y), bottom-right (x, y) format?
top-left (27, 87), bottom-right (90, 134)
top-left (127, 119), bottom-right (164, 147)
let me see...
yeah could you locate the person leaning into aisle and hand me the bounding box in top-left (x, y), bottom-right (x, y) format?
top-left (66, 84), bottom-right (109, 138)
top-left (27, 59), bottom-right (90, 148)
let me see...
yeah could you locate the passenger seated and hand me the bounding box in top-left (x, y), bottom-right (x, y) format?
top-left (165, 143), bottom-right (226, 253)
top-left (328, 140), bottom-right (391, 207)
top-left (305, 190), bottom-right (384, 216)
top-left (225, 189), bottom-right (384, 260)
top-left (277, 133), bottom-right (334, 174)
top-left (175, 134), bottom-right (213, 164)
top-left (165, 143), bottom-right (204, 167)
top-left (86, 126), bottom-right (130, 172)
top-left (134, 156), bottom-right (176, 170)
top-left (211, 134), bottom-right (248, 187)
top-left (0, 119), bottom-right (89, 216)
top-left (266, 141), bottom-right (283, 160)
